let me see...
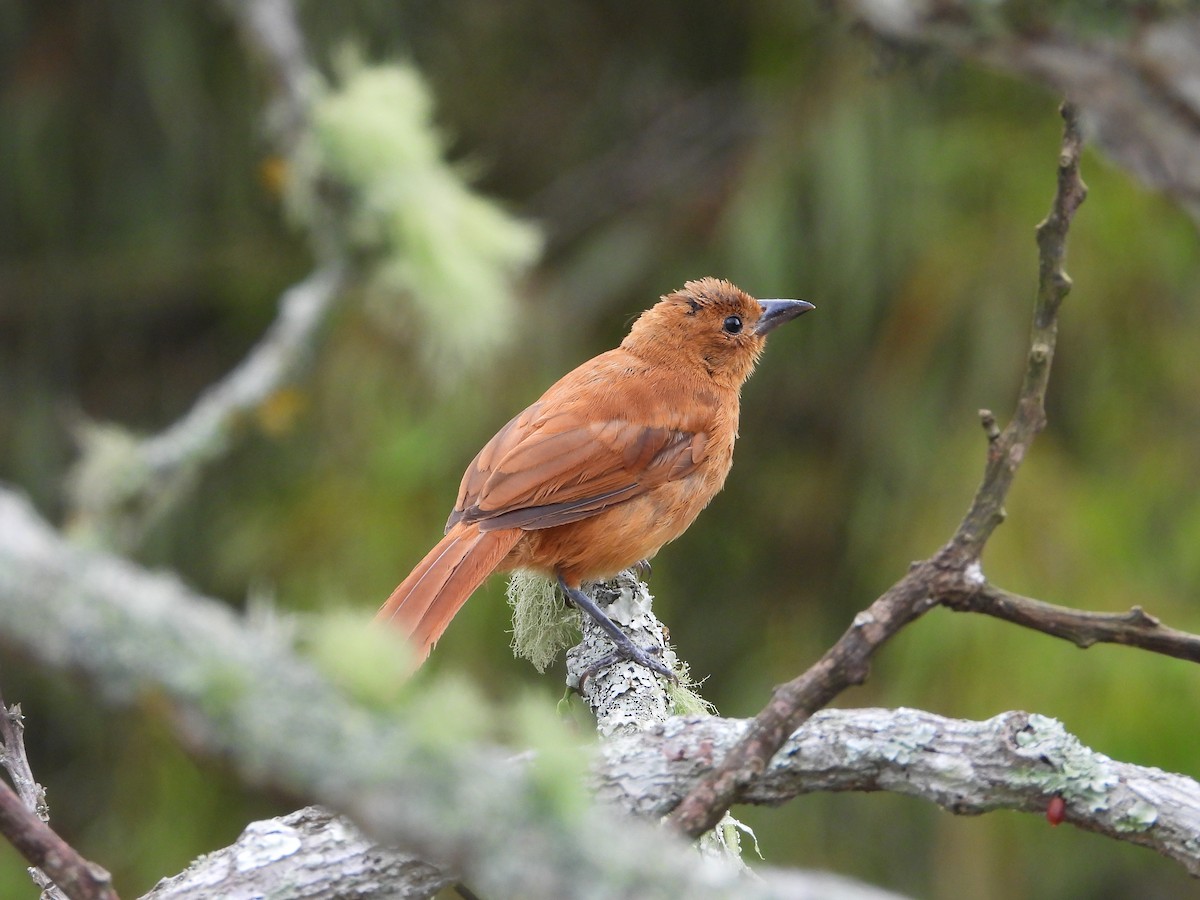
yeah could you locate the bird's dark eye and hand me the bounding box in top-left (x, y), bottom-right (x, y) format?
top-left (723, 315), bottom-right (743, 334)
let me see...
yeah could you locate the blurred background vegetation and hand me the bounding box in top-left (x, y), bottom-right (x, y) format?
top-left (2, 1), bottom-right (1199, 898)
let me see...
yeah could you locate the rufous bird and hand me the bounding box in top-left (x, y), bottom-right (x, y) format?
top-left (377, 277), bottom-right (814, 678)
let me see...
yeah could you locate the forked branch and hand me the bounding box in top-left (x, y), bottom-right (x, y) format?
top-left (668, 102), bottom-right (1090, 838)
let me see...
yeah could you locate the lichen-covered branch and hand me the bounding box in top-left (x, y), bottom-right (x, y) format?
top-left (136, 710), bottom-right (1200, 895)
top-left (5, 483), bottom-right (1200, 890)
top-left (0, 486), bottom-right (828, 900)
top-left (65, 264), bottom-right (346, 550)
top-left (560, 566), bottom-right (1200, 868)
top-left (225, 0), bottom-right (315, 154)
top-left (601, 709), bottom-right (1200, 877)
top-left (141, 807), bottom-right (453, 900)
top-left (565, 572), bottom-right (677, 736)
top-left (667, 102), bottom-right (1088, 838)
top-left (64, 0), bottom-right (347, 551)
top-left (140, 804), bottom-right (912, 900)
top-left (65, 0), bottom-right (541, 549)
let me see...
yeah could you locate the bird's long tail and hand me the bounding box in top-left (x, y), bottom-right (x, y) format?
top-left (376, 522), bottom-right (522, 663)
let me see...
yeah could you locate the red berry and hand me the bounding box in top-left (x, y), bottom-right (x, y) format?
top-left (1046, 795), bottom-right (1066, 826)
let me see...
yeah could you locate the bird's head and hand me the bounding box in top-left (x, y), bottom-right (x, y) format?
top-left (622, 277), bottom-right (814, 387)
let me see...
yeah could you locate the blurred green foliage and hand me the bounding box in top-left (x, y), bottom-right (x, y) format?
top-left (2, 1), bottom-right (1199, 898)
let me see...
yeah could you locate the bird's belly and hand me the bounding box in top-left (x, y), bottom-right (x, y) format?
top-left (509, 475), bottom-right (719, 584)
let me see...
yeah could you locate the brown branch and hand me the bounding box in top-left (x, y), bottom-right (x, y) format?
top-left (948, 583), bottom-right (1200, 664)
top-left (953, 103), bottom-right (1086, 556)
top-left (667, 101), bottom-right (1088, 838)
top-left (0, 697), bottom-right (119, 900)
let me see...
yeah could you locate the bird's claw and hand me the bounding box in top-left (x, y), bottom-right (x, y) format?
top-left (580, 642), bottom-right (677, 687)
top-left (629, 559), bottom-right (652, 581)
top-left (558, 575), bottom-right (675, 686)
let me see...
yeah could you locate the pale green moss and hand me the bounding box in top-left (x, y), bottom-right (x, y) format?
top-left (666, 663), bottom-right (717, 717)
top-left (298, 610), bottom-right (414, 710)
top-left (696, 810), bottom-right (761, 870)
top-left (511, 692), bottom-right (592, 820)
top-left (506, 570), bottom-right (580, 673)
top-left (287, 54), bottom-right (541, 374)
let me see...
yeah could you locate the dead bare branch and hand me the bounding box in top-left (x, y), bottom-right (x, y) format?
top-left (668, 102), bottom-right (1088, 838)
top-left (0, 694), bottom-right (118, 900)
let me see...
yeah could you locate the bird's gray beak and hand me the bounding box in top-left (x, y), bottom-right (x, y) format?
top-left (754, 299), bottom-right (815, 335)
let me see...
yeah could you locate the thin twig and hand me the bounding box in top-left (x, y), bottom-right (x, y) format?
top-left (948, 583), bottom-right (1200, 663)
top-left (950, 99), bottom-right (1087, 557)
top-left (0, 695), bottom-right (118, 900)
top-left (0, 699), bottom-right (49, 823)
top-left (668, 102), bottom-right (1089, 838)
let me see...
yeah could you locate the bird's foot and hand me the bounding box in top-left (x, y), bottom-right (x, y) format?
top-left (580, 642), bottom-right (676, 686)
top-left (558, 575), bottom-right (676, 684)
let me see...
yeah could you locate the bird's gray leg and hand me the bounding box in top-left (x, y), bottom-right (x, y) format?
top-left (557, 574), bottom-right (675, 682)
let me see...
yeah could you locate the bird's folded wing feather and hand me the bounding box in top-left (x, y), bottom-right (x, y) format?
top-left (446, 400), bottom-right (709, 532)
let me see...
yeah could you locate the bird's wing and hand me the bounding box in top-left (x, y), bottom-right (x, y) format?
top-left (446, 400), bottom-right (709, 532)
